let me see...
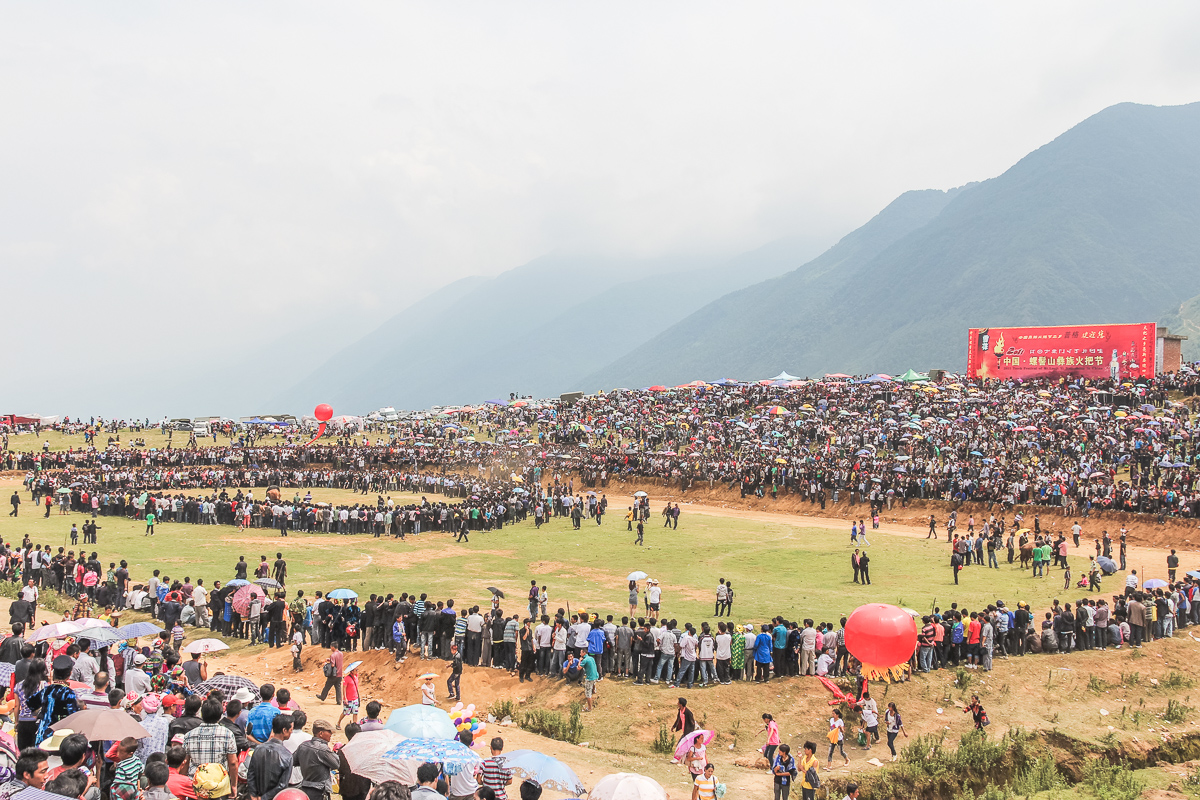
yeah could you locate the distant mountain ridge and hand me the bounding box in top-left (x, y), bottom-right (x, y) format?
top-left (266, 236), bottom-right (831, 412)
top-left (271, 100), bottom-right (1200, 413)
top-left (582, 101), bottom-right (1200, 388)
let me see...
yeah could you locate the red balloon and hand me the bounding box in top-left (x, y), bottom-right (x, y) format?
top-left (275, 790), bottom-right (309, 800)
top-left (844, 603), bottom-right (917, 668)
top-left (314, 404), bottom-right (333, 422)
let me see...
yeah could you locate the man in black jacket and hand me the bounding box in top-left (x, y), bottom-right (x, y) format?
top-left (419, 604), bottom-right (439, 659)
top-left (361, 597), bottom-right (377, 650)
top-left (0, 623), bottom-right (25, 663)
top-left (318, 596), bottom-right (335, 649)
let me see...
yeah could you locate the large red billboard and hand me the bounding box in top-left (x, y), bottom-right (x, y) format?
top-left (966, 323), bottom-right (1156, 381)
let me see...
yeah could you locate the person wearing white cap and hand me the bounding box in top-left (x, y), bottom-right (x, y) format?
top-left (646, 580), bottom-right (662, 621)
top-left (124, 653), bottom-right (152, 697)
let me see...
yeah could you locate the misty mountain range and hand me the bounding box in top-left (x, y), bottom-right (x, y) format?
top-left (271, 100), bottom-right (1200, 414)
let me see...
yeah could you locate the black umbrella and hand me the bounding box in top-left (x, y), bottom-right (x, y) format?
top-left (194, 674), bottom-right (259, 695)
top-left (487, 587), bottom-right (505, 598)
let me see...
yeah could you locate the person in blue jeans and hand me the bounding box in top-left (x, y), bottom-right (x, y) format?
top-left (677, 625), bottom-right (698, 689)
top-left (655, 625), bottom-right (677, 685)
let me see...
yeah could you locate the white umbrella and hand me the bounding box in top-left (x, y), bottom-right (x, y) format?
top-left (181, 639), bottom-right (230, 654)
top-left (29, 620), bottom-right (85, 643)
top-left (74, 618), bottom-right (112, 630)
top-left (590, 773), bottom-right (667, 800)
top-left (341, 730), bottom-right (418, 785)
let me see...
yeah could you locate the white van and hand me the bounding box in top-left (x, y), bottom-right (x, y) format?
top-left (379, 407), bottom-right (400, 422)
top-left (192, 421), bottom-right (211, 437)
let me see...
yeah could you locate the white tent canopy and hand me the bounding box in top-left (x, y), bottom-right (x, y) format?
top-left (769, 371), bottom-right (800, 381)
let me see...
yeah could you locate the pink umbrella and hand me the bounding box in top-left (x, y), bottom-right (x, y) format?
top-left (672, 729), bottom-right (716, 761)
top-left (231, 584), bottom-right (267, 616)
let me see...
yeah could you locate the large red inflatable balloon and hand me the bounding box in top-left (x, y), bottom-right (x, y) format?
top-left (302, 404), bottom-right (333, 446)
top-left (844, 603), bottom-right (917, 669)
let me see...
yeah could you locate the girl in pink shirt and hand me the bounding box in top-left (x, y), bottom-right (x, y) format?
top-left (762, 713), bottom-right (781, 764)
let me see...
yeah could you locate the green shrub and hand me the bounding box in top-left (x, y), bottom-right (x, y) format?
top-left (489, 699), bottom-right (516, 720)
top-left (1009, 755), bottom-right (1065, 796)
top-left (1162, 671), bottom-right (1194, 689)
top-left (651, 723), bottom-right (675, 755)
top-left (1087, 674), bottom-right (1105, 692)
top-left (519, 703), bottom-right (584, 744)
top-left (1164, 699), bottom-right (1192, 723)
top-left (1083, 759), bottom-right (1142, 800)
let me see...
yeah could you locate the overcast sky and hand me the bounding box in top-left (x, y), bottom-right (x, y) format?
top-left (4, 2), bottom-right (1200, 417)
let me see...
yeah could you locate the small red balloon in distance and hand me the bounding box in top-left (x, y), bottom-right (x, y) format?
top-left (314, 404), bottom-right (333, 422)
top-left (275, 790), bottom-right (309, 800)
top-left (844, 603), bottom-right (917, 668)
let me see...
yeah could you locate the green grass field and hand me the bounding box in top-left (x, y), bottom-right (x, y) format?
top-left (0, 481), bottom-right (1098, 625)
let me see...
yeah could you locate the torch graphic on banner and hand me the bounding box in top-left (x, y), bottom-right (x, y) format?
top-left (992, 331), bottom-right (1005, 371)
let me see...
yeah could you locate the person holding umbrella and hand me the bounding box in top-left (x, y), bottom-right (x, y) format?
top-left (337, 661), bottom-right (362, 729)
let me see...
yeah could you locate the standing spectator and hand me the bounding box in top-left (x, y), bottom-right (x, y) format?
top-left (294, 720), bottom-right (340, 800)
top-left (246, 715), bottom-right (294, 800)
top-left (761, 714), bottom-right (780, 765)
top-left (184, 699), bottom-right (239, 800)
top-left (316, 644), bottom-right (343, 705)
top-left (478, 738), bottom-right (512, 800)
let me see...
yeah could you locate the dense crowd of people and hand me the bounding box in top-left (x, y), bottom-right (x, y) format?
top-left (6, 370), bottom-right (1200, 532)
top-left (2, 368), bottom-right (1199, 800)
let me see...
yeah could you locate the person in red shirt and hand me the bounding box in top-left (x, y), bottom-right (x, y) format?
top-left (966, 612), bottom-right (982, 668)
top-left (166, 746), bottom-right (198, 799)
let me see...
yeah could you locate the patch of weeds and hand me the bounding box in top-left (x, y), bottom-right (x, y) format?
top-left (1010, 754), bottom-right (1066, 796)
top-left (489, 699), bottom-right (516, 720)
top-left (980, 784), bottom-right (1012, 800)
top-left (1119, 671), bottom-right (1140, 686)
top-left (1163, 671), bottom-right (1194, 689)
top-left (1128, 647), bottom-right (1144, 659)
top-left (1164, 699), bottom-right (1192, 723)
top-left (1183, 766), bottom-right (1200, 793)
top-left (1088, 674), bottom-right (1106, 692)
top-left (519, 703), bottom-right (584, 744)
top-left (1082, 758), bottom-right (1142, 800)
top-left (956, 666), bottom-right (972, 692)
top-left (651, 723), bottom-right (674, 755)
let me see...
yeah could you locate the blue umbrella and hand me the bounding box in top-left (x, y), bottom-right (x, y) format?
top-left (226, 579), bottom-right (250, 588)
top-left (328, 588), bottom-right (358, 600)
top-left (1143, 579), bottom-right (1168, 590)
top-left (117, 622), bottom-right (165, 639)
top-left (384, 705), bottom-right (457, 739)
top-left (1186, 571), bottom-right (1200, 580)
top-left (502, 750), bottom-right (587, 797)
top-left (1096, 557), bottom-right (1117, 575)
top-left (383, 738), bottom-right (482, 775)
